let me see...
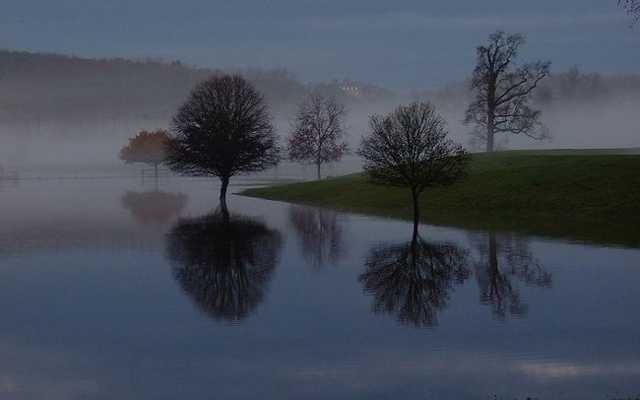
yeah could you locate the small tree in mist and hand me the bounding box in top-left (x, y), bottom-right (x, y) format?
top-left (465, 31), bottom-right (551, 152)
top-left (358, 102), bottom-right (468, 236)
top-left (619, 0), bottom-right (640, 24)
top-left (287, 92), bottom-right (348, 180)
top-left (166, 75), bottom-right (280, 213)
top-left (119, 129), bottom-right (170, 178)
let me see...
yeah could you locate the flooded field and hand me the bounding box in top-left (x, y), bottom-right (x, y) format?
top-left (0, 175), bottom-right (638, 399)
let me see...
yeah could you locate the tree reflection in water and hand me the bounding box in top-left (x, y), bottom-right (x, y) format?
top-left (121, 190), bottom-right (187, 226)
top-left (288, 205), bottom-right (345, 269)
top-left (166, 211), bottom-right (282, 322)
top-left (472, 232), bottom-right (552, 319)
top-left (360, 231), bottom-right (470, 327)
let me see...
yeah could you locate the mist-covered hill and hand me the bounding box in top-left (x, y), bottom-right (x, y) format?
top-left (0, 49), bottom-right (394, 123)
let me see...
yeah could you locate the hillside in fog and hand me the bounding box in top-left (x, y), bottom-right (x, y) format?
top-left (0, 49), bottom-right (394, 124)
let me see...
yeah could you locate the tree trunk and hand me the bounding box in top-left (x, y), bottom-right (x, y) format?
top-left (486, 130), bottom-right (495, 153)
top-left (411, 188), bottom-right (420, 239)
top-left (219, 177), bottom-right (230, 217)
top-left (154, 163), bottom-right (159, 179)
top-left (486, 74), bottom-right (497, 153)
top-left (316, 162), bottom-right (321, 181)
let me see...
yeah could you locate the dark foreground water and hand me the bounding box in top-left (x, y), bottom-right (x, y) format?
top-left (0, 176), bottom-right (638, 400)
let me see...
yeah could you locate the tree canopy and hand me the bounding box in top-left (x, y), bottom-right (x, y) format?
top-left (119, 129), bottom-right (170, 167)
top-left (166, 74), bottom-right (280, 210)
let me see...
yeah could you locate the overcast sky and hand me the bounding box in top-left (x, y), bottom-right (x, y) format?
top-left (0, 0), bottom-right (638, 89)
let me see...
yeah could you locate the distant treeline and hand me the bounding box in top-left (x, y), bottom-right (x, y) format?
top-left (0, 50), bottom-right (394, 124)
top-left (420, 66), bottom-right (640, 113)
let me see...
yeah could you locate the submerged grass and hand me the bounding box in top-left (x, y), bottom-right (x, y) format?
top-left (241, 150), bottom-right (640, 248)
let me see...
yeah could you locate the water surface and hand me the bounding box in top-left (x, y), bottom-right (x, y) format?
top-left (0, 176), bottom-right (638, 399)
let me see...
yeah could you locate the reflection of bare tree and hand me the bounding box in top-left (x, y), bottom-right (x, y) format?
top-left (288, 205), bottom-right (345, 269)
top-left (360, 232), bottom-right (470, 327)
top-left (167, 211), bottom-right (282, 322)
top-left (472, 233), bottom-right (552, 319)
top-left (121, 190), bottom-right (187, 226)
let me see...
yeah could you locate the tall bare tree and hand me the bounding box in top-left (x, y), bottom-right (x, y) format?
top-left (358, 102), bottom-right (468, 236)
top-left (465, 31), bottom-right (551, 152)
top-left (287, 92), bottom-right (348, 180)
top-left (619, 0), bottom-right (640, 24)
top-left (166, 75), bottom-right (280, 213)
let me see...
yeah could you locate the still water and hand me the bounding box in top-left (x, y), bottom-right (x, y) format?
top-left (0, 176), bottom-right (638, 399)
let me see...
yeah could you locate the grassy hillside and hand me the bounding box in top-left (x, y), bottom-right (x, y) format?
top-left (242, 150), bottom-right (640, 247)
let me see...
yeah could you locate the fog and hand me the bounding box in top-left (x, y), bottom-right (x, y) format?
top-left (0, 52), bottom-right (638, 179)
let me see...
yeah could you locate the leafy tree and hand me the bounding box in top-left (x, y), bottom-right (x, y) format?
top-left (287, 92), bottom-right (348, 180)
top-left (166, 75), bottom-right (280, 212)
top-left (358, 102), bottom-right (468, 236)
top-left (119, 129), bottom-right (170, 178)
top-left (464, 31), bottom-right (551, 152)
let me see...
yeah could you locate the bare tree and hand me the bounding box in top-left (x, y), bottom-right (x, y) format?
top-left (358, 102), bottom-right (468, 236)
top-left (287, 92), bottom-right (348, 180)
top-left (619, 0), bottom-right (640, 24)
top-left (166, 75), bottom-right (280, 213)
top-left (465, 31), bottom-right (551, 152)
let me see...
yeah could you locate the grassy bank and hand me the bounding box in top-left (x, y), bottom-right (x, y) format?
top-left (242, 150), bottom-right (640, 248)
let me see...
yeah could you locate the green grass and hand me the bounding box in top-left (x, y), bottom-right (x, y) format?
top-left (241, 150), bottom-right (640, 248)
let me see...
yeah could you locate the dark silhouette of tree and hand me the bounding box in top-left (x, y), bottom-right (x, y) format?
top-left (464, 31), bottom-right (551, 152)
top-left (167, 211), bottom-right (282, 322)
top-left (119, 130), bottom-right (170, 178)
top-left (121, 190), bottom-right (187, 226)
top-left (288, 205), bottom-right (345, 269)
top-left (287, 92), bottom-right (348, 180)
top-left (166, 75), bottom-right (280, 213)
top-left (620, 0), bottom-right (640, 24)
top-left (360, 231), bottom-right (470, 327)
top-left (358, 102), bottom-right (468, 236)
top-left (472, 233), bottom-right (552, 319)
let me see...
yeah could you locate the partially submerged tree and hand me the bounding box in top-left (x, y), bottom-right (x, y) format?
top-left (119, 129), bottom-right (170, 178)
top-left (358, 102), bottom-right (468, 236)
top-left (619, 0), bottom-right (640, 25)
top-left (465, 31), bottom-right (551, 152)
top-left (166, 75), bottom-right (280, 212)
top-left (287, 92), bottom-right (348, 180)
